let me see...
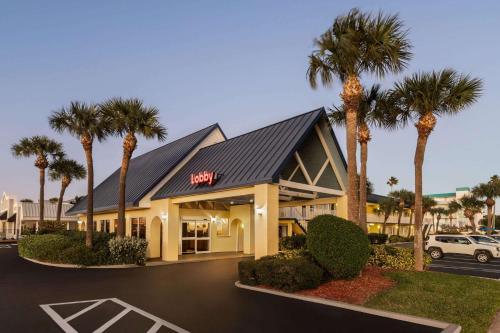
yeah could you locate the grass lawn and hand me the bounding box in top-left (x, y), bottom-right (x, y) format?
top-left (365, 270), bottom-right (500, 333)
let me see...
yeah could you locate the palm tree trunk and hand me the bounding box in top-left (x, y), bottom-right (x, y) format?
top-left (117, 151), bottom-right (132, 237)
top-left (487, 204), bottom-right (494, 235)
top-left (84, 144), bottom-right (94, 248)
top-left (39, 167), bottom-right (45, 231)
top-left (358, 140), bottom-right (368, 233)
top-left (382, 216), bottom-right (389, 234)
top-left (407, 210), bottom-right (414, 238)
top-left (117, 133), bottom-right (136, 238)
top-left (56, 182), bottom-right (68, 224)
top-left (414, 133), bottom-right (429, 271)
top-left (436, 217), bottom-right (441, 232)
top-left (397, 204), bottom-right (403, 237)
top-left (341, 75), bottom-right (361, 224)
top-left (469, 216), bottom-right (476, 233)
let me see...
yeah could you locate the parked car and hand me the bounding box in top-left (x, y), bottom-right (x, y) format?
top-left (469, 235), bottom-right (500, 245)
top-left (491, 235), bottom-right (500, 242)
top-left (425, 235), bottom-right (500, 263)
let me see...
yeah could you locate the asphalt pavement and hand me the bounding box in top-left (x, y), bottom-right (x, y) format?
top-left (428, 253), bottom-right (500, 279)
top-left (0, 246), bottom-right (442, 333)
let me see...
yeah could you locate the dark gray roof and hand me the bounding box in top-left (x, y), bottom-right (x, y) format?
top-left (68, 124), bottom-right (223, 214)
top-left (152, 108), bottom-right (340, 199)
top-left (367, 193), bottom-right (390, 204)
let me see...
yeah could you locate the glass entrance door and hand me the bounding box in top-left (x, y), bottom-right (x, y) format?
top-left (181, 218), bottom-right (210, 254)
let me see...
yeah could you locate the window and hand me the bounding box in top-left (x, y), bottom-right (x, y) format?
top-left (455, 237), bottom-right (471, 245)
top-left (470, 236), bottom-right (496, 243)
top-left (100, 220), bottom-right (110, 233)
top-left (131, 217), bottom-right (146, 239)
top-left (436, 236), bottom-right (452, 243)
top-left (215, 217), bottom-right (229, 236)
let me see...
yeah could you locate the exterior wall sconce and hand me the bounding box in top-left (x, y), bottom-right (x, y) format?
top-left (211, 217), bottom-right (217, 223)
top-left (160, 212), bottom-right (168, 222)
top-left (256, 207), bottom-right (265, 216)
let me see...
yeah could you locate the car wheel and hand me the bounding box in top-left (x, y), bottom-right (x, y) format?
top-left (475, 251), bottom-right (491, 263)
top-left (429, 248), bottom-right (443, 259)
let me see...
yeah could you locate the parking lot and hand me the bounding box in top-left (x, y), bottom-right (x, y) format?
top-left (0, 246), bottom-right (443, 333)
top-left (428, 253), bottom-right (500, 279)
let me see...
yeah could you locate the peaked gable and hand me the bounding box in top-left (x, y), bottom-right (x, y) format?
top-left (152, 108), bottom-right (346, 199)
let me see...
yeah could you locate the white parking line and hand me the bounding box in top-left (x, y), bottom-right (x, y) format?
top-left (436, 259), bottom-right (500, 267)
top-left (40, 298), bottom-right (189, 333)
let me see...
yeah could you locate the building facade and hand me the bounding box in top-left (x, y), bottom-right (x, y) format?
top-left (0, 193), bottom-right (78, 239)
top-left (68, 109), bottom-right (350, 260)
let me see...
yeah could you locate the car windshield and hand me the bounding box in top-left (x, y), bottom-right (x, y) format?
top-left (470, 236), bottom-right (498, 243)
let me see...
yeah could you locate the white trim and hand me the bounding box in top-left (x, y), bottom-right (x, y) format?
top-left (314, 124), bottom-right (346, 191)
top-left (279, 179), bottom-right (344, 197)
top-left (287, 164), bottom-right (301, 181)
top-left (313, 159), bottom-right (330, 186)
top-left (294, 152), bottom-right (313, 185)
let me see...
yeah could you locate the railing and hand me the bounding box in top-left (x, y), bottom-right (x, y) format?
top-left (279, 206), bottom-right (336, 221)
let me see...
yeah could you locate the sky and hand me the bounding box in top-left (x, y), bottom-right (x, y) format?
top-left (1, 0), bottom-right (499, 202)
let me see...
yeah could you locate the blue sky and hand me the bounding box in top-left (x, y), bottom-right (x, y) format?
top-left (1, 0), bottom-right (499, 201)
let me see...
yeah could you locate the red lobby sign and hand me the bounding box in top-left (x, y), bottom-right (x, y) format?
top-left (190, 171), bottom-right (218, 186)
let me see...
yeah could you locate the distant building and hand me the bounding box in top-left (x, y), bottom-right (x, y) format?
top-left (425, 187), bottom-right (484, 229)
top-left (0, 193), bottom-right (78, 239)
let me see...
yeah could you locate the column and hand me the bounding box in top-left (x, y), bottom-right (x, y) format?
top-left (253, 184), bottom-right (279, 259)
top-left (162, 199), bottom-right (180, 261)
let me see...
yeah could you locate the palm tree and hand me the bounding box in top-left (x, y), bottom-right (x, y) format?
top-left (472, 176), bottom-right (500, 234)
top-left (447, 200), bottom-right (462, 227)
top-left (330, 85), bottom-right (394, 232)
top-left (421, 196), bottom-right (437, 235)
top-left (387, 176), bottom-right (399, 192)
top-left (307, 8), bottom-right (412, 223)
top-left (100, 98), bottom-right (167, 237)
top-left (11, 136), bottom-right (63, 230)
top-left (433, 207), bottom-right (447, 233)
top-left (49, 102), bottom-right (110, 248)
top-left (389, 189), bottom-right (412, 237)
top-left (374, 197), bottom-right (397, 234)
top-left (456, 195), bottom-right (484, 232)
top-left (49, 157), bottom-right (86, 224)
top-left (405, 191), bottom-right (416, 238)
top-left (391, 69), bottom-right (482, 270)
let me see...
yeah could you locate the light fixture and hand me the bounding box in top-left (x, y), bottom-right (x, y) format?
top-left (211, 216), bottom-right (217, 223)
top-left (160, 212), bottom-right (168, 222)
top-left (230, 201), bottom-right (234, 205)
top-left (249, 199), bottom-right (254, 203)
top-left (77, 220), bottom-right (82, 224)
top-left (256, 207), bottom-right (265, 216)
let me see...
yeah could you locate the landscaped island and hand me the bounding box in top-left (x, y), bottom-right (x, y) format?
top-left (238, 215), bottom-right (500, 333)
top-left (18, 230), bottom-right (147, 266)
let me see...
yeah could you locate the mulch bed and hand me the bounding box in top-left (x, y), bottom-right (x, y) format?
top-left (296, 266), bottom-right (395, 305)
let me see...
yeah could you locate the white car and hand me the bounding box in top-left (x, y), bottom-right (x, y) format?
top-left (425, 235), bottom-right (500, 263)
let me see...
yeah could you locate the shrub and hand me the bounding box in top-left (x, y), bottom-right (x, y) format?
top-left (306, 215), bottom-right (370, 279)
top-left (388, 235), bottom-right (412, 243)
top-left (238, 257), bottom-right (323, 292)
top-left (238, 260), bottom-right (258, 286)
top-left (367, 233), bottom-right (388, 244)
top-left (18, 234), bottom-right (73, 262)
top-left (279, 235), bottom-right (307, 250)
top-left (60, 244), bottom-right (99, 266)
top-left (270, 258), bottom-right (323, 292)
top-left (108, 237), bottom-right (148, 265)
top-left (368, 245), bottom-right (432, 270)
top-left (38, 221), bottom-right (67, 234)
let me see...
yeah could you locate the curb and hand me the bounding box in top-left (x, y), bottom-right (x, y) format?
top-left (235, 281), bottom-right (461, 333)
top-left (21, 256), bottom-right (140, 269)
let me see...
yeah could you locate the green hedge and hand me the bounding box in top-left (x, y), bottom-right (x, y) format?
top-left (306, 215), bottom-right (370, 279)
top-left (238, 256), bottom-right (323, 292)
top-left (18, 231), bottom-right (146, 266)
top-left (368, 245), bottom-right (432, 270)
top-left (367, 233), bottom-right (388, 244)
top-left (108, 237), bottom-right (148, 265)
top-left (279, 235), bottom-right (307, 250)
top-left (388, 235), bottom-right (414, 243)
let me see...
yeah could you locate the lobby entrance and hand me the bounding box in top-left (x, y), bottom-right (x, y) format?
top-left (181, 218), bottom-right (211, 254)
